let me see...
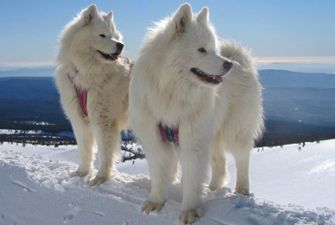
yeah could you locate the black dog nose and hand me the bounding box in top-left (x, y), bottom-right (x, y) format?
top-left (223, 61), bottom-right (233, 70)
top-left (116, 42), bottom-right (124, 52)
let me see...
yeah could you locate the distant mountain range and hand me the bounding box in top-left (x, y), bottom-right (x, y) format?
top-left (0, 68), bottom-right (335, 146)
top-left (260, 69), bottom-right (335, 88)
top-left (260, 69), bottom-right (335, 127)
top-left (0, 76), bottom-right (69, 131)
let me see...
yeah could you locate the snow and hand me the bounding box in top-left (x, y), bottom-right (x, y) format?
top-left (0, 129), bottom-right (43, 135)
top-left (0, 140), bottom-right (335, 225)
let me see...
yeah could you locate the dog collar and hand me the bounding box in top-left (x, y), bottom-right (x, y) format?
top-left (158, 122), bottom-right (179, 145)
top-left (67, 72), bottom-right (88, 118)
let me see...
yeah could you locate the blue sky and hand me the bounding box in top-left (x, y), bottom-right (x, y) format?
top-left (0, 0), bottom-right (335, 66)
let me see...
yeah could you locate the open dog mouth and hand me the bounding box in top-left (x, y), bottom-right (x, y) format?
top-left (190, 67), bottom-right (223, 84)
top-left (96, 50), bottom-right (119, 61)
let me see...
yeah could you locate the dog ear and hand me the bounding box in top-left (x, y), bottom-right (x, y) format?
top-left (81, 4), bottom-right (98, 25)
top-left (172, 3), bottom-right (192, 33)
top-left (197, 7), bottom-right (209, 25)
top-left (105, 11), bottom-right (113, 22)
top-left (104, 11), bottom-right (115, 29)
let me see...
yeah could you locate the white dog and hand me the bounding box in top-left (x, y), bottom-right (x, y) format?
top-left (129, 3), bottom-right (263, 224)
top-left (55, 5), bottom-right (130, 185)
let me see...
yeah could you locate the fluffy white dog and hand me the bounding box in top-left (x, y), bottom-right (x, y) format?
top-left (129, 3), bottom-right (263, 224)
top-left (55, 5), bottom-right (130, 185)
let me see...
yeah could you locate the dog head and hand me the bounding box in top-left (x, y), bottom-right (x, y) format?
top-left (165, 4), bottom-right (232, 87)
top-left (67, 5), bottom-right (124, 64)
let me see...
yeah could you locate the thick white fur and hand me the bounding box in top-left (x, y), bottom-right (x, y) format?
top-left (129, 3), bottom-right (263, 224)
top-left (54, 5), bottom-right (130, 185)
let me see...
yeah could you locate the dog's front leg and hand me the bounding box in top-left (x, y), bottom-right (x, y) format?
top-left (140, 124), bottom-right (178, 214)
top-left (89, 120), bottom-right (119, 186)
top-left (179, 133), bottom-right (209, 224)
top-left (131, 107), bottom-right (179, 214)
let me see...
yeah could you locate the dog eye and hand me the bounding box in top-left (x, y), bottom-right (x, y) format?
top-left (99, 34), bottom-right (106, 38)
top-left (198, 47), bottom-right (207, 53)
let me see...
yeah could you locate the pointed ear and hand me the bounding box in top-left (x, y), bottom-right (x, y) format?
top-left (197, 7), bottom-right (209, 25)
top-left (104, 11), bottom-right (113, 22)
top-left (81, 4), bottom-right (98, 25)
top-left (104, 12), bottom-right (115, 29)
top-left (172, 3), bottom-right (192, 33)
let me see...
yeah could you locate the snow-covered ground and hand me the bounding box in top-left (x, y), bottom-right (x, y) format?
top-left (0, 140), bottom-right (335, 225)
top-left (0, 129), bottom-right (43, 135)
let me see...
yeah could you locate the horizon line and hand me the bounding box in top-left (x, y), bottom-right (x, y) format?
top-left (0, 61), bottom-right (55, 68)
top-left (256, 56), bottom-right (335, 64)
top-left (1, 56), bottom-right (335, 68)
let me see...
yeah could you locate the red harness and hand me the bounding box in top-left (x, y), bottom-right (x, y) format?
top-left (65, 58), bottom-right (133, 118)
top-left (158, 122), bottom-right (179, 145)
top-left (67, 73), bottom-right (88, 117)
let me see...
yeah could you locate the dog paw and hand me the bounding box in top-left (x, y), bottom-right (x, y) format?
top-left (88, 176), bottom-right (108, 186)
top-left (235, 187), bottom-right (250, 196)
top-left (178, 208), bottom-right (203, 224)
top-left (141, 200), bottom-right (165, 214)
top-left (209, 182), bottom-right (222, 191)
top-left (70, 169), bottom-right (89, 177)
